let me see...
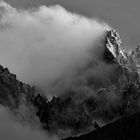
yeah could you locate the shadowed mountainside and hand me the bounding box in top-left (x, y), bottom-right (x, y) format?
top-left (64, 112), bottom-right (140, 140)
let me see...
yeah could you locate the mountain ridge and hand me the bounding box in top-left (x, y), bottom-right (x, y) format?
top-left (0, 29), bottom-right (140, 138)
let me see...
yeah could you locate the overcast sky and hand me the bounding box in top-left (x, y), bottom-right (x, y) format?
top-left (4, 0), bottom-right (140, 50)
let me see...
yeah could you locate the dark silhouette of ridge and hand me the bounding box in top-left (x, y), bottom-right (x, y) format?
top-left (64, 113), bottom-right (140, 140)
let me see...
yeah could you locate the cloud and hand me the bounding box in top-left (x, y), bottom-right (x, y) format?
top-left (0, 1), bottom-right (110, 92)
top-left (0, 106), bottom-right (58, 140)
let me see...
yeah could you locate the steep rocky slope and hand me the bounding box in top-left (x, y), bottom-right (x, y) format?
top-left (0, 29), bottom-right (140, 138)
top-left (63, 29), bottom-right (140, 139)
top-left (33, 29), bottom-right (140, 137)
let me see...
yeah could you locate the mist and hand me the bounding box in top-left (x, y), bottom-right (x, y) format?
top-left (0, 1), bottom-right (110, 95)
top-left (0, 106), bottom-right (58, 140)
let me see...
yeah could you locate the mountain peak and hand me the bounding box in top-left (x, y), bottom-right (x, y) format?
top-left (105, 29), bottom-right (127, 65)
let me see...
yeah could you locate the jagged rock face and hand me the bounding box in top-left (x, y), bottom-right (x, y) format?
top-left (105, 29), bottom-right (139, 78)
top-left (105, 29), bottom-right (140, 92)
top-left (107, 29), bottom-right (140, 104)
top-left (0, 64), bottom-right (46, 115)
top-left (76, 29), bottom-right (140, 126)
top-left (105, 29), bottom-right (127, 65)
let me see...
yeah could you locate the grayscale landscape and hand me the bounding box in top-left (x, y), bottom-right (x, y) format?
top-left (0, 0), bottom-right (140, 140)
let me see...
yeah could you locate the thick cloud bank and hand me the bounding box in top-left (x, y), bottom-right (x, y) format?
top-left (0, 1), bottom-right (110, 89)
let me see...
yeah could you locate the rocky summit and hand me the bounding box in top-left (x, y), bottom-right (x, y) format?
top-left (0, 29), bottom-right (140, 139)
top-left (105, 29), bottom-right (127, 65)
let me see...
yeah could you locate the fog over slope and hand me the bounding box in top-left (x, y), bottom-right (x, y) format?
top-left (0, 106), bottom-right (58, 140)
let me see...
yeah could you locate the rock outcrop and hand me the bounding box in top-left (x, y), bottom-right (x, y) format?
top-left (105, 29), bottom-right (127, 65)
